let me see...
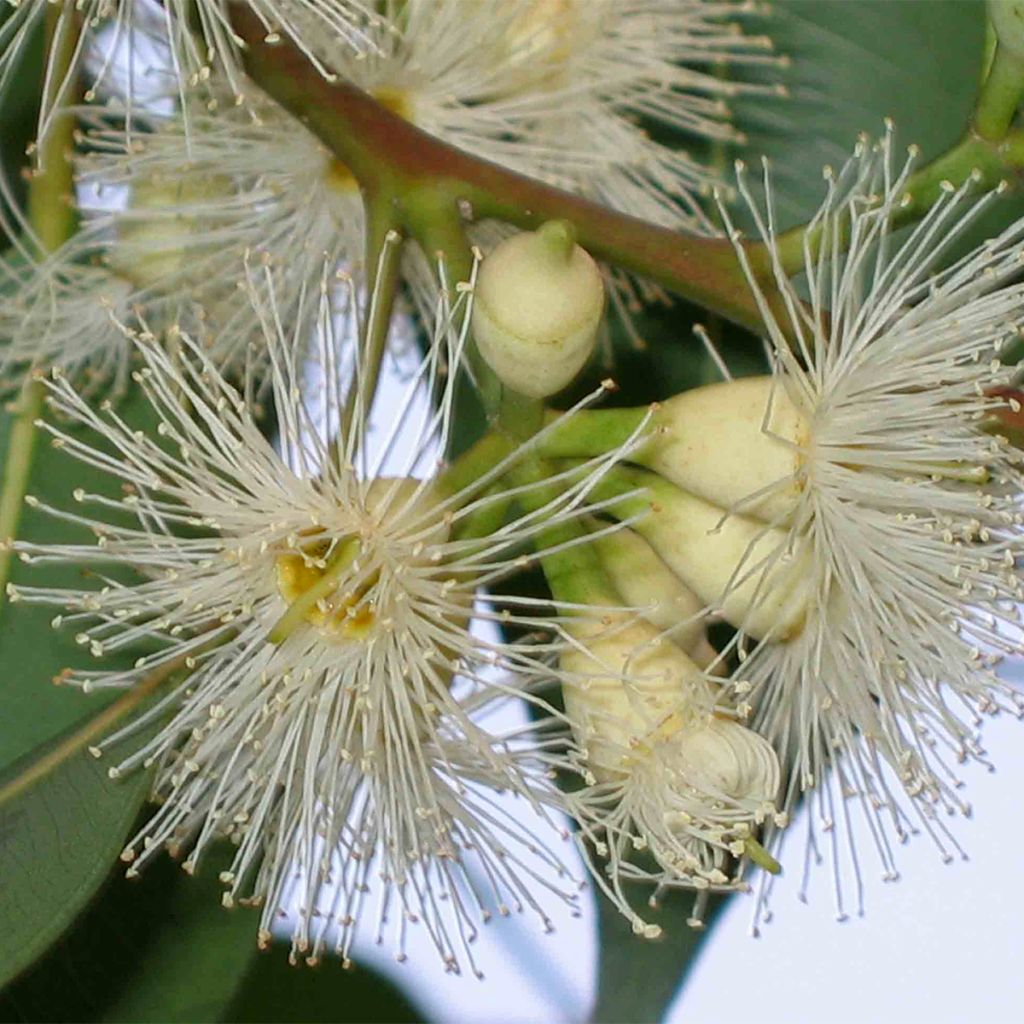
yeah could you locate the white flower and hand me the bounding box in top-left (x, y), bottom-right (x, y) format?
top-left (315, 0), bottom-right (782, 234)
top-left (703, 128), bottom-right (1024, 922)
top-left (560, 616), bottom-right (782, 935)
top-left (0, 0), bottom-right (378, 147)
top-left (0, 246), bottom-right (133, 393)
top-left (6, 249), bottom-right (646, 968)
top-left (72, 90), bottom-right (362, 372)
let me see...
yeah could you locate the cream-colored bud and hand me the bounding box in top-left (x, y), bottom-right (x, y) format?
top-left (669, 717), bottom-right (779, 806)
top-left (989, 0), bottom-right (1024, 59)
top-left (112, 174), bottom-right (233, 290)
top-left (637, 480), bottom-right (810, 641)
top-left (561, 617), bottom-right (709, 780)
top-left (592, 528), bottom-right (717, 668)
top-left (472, 220), bottom-right (604, 398)
top-left (641, 376), bottom-right (808, 524)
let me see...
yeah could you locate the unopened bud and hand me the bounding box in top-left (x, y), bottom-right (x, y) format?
top-left (643, 376), bottom-right (808, 524)
top-left (672, 717), bottom-right (779, 806)
top-left (112, 173), bottom-right (232, 290)
top-left (560, 617), bottom-right (710, 779)
top-left (637, 478), bottom-right (810, 641)
top-left (593, 528), bottom-right (718, 668)
top-left (472, 221), bottom-right (604, 398)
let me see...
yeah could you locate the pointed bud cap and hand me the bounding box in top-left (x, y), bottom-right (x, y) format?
top-left (472, 221), bottom-right (604, 398)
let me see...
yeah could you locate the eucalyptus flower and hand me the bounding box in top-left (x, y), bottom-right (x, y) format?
top-left (0, 0), bottom-right (378, 148)
top-left (665, 129), bottom-right (1024, 923)
top-left (5, 249), bottom-right (647, 969)
top-left (561, 615), bottom-right (783, 936)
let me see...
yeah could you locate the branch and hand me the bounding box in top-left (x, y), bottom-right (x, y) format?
top-left (229, 7), bottom-right (779, 336)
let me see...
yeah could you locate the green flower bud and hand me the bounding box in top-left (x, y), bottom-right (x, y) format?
top-left (111, 173), bottom-right (233, 290)
top-left (472, 220), bottom-right (604, 398)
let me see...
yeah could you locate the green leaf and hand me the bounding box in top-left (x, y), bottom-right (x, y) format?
top-left (220, 948), bottom-right (424, 1024)
top-left (0, 845), bottom-right (260, 1023)
top-left (590, 891), bottom-right (727, 1024)
top-left (735, 0), bottom-right (988, 227)
top-left (0, 386), bottom-right (172, 987)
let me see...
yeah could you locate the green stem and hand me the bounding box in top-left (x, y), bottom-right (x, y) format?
top-left (772, 128), bottom-right (1024, 274)
top-left (340, 197), bottom-right (403, 440)
top-left (505, 457), bottom-right (618, 609)
top-left (0, 379), bottom-right (47, 598)
top-left (539, 406), bottom-right (651, 460)
top-left (0, 6), bottom-right (80, 612)
top-left (975, 42), bottom-right (1024, 141)
top-left (437, 430), bottom-right (515, 497)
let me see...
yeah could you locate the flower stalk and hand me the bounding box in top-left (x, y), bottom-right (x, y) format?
top-left (0, 5), bottom-right (80, 611)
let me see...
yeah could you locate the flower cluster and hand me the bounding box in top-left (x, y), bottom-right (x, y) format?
top-left (0, 0), bottom-right (782, 389)
top-left (6, 0), bottom-right (1024, 986)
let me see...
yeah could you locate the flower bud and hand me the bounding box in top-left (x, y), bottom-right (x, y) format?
top-left (637, 478), bottom-right (810, 641)
top-left (560, 617), bottom-right (710, 780)
top-left (671, 717), bottom-right (779, 807)
top-left (472, 220), bottom-right (604, 398)
top-left (642, 376), bottom-right (808, 524)
top-left (592, 528), bottom-right (718, 668)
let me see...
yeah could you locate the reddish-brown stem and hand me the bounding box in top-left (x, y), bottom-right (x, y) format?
top-left (229, 7), bottom-right (776, 335)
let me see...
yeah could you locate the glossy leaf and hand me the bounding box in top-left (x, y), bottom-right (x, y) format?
top-left (0, 846), bottom-right (259, 1023)
top-left (0, 387), bottom-right (168, 987)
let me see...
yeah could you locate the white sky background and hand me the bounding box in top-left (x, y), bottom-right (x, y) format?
top-left (83, 18), bottom-right (1024, 1024)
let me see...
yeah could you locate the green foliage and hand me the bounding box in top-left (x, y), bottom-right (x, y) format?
top-left (0, 846), bottom-right (258, 1023)
top-left (0, 387), bottom-right (165, 988)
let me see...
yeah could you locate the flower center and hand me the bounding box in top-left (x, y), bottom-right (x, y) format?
top-left (271, 535), bottom-right (378, 642)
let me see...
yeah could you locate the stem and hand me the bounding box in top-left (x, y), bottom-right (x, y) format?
top-left (506, 457), bottom-right (618, 609)
top-left (438, 430), bottom-right (515, 497)
top-left (975, 42), bottom-right (1024, 141)
top-left (0, 6), bottom-right (80, 612)
top-left (340, 203), bottom-right (403, 439)
top-left (229, 8), bottom-right (776, 336)
top-left (539, 406), bottom-right (651, 460)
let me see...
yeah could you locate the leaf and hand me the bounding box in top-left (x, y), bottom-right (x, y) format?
top-left (734, 0), bottom-right (988, 227)
top-left (0, 845), bottom-right (260, 1023)
top-left (590, 891), bottom-right (727, 1024)
top-left (0, 386), bottom-right (172, 987)
top-left (220, 948), bottom-right (424, 1024)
